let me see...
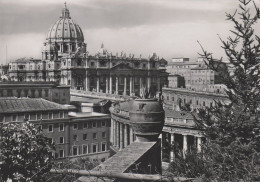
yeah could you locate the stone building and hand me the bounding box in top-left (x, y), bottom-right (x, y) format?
top-left (0, 97), bottom-right (111, 161)
top-left (166, 57), bottom-right (226, 89)
top-left (8, 58), bottom-right (45, 82)
top-left (0, 81), bottom-right (70, 104)
top-left (162, 87), bottom-right (228, 111)
top-left (7, 4), bottom-right (168, 97)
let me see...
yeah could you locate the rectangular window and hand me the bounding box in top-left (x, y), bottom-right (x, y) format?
top-left (59, 123), bottom-right (64, 131)
top-left (83, 123), bottom-right (88, 129)
top-left (88, 123), bottom-right (92, 128)
top-left (92, 144), bottom-right (98, 153)
top-left (92, 121), bottom-right (97, 128)
top-left (59, 137), bottom-right (64, 144)
top-left (12, 115), bottom-right (17, 121)
top-left (59, 111), bottom-right (64, 118)
top-left (102, 132), bottom-right (106, 139)
top-left (48, 124), bottom-right (53, 132)
top-left (24, 114), bottom-right (30, 120)
top-left (93, 133), bottom-right (97, 139)
top-left (59, 150), bottom-right (64, 158)
top-left (72, 146), bottom-right (78, 156)
top-left (102, 143), bottom-right (106, 152)
top-left (83, 134), bottom-right (88, 140)
top-left (36, 113), bottom-right (42, 120)
top-left (49, 138), bottom-right (54, 144)
top-left (172, 97), bottom-right (174, 101)
top-left (48, 113), bottom-right (53, 119)
top-left (73, 135), bottom-right (78, 141)
top-left (101, 121), bottom-right (106, 127)
top-left (82, 145), bottom-right (88, 154)
top-left (73, 123), bottom-right (78, 130)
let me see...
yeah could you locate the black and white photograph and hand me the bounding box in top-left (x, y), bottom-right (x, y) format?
top-left (0, 0), bottom-right (259, 181)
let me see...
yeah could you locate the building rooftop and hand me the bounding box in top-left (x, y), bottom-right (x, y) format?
top-left (0, 98), bottom-right (68, 113)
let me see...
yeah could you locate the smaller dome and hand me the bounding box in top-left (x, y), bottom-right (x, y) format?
top-left (42, 43), bottom-right (57, 52)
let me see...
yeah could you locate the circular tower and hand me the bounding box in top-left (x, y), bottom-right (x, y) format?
top-left (129, 98), bottom-right (165, 142)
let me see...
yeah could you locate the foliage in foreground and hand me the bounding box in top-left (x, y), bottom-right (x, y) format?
top-left (169, 0), bottom-right (260, 181)
top-left (0, 121), bottom-right (54, 182)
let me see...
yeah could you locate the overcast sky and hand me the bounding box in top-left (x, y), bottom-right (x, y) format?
top-left (0, 0), bottom-right (259, 64)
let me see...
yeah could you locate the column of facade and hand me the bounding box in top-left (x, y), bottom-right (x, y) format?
top-left (129, 126), bottom-right (134, 144)
top-left (129, 77), bottom-right (133, 95)
top-left (116, 76), bottom-right (119, 94)
top-left (170, 133), bottom-right (174, 162)
top-left (124, 124), bottom-right (128, 148)
top-left (110, 119), bottom-right (114, 145)
top-left (120, 122), bottom-right (123, 150)
top-left (197, 136), bottom-right (202, 152)
top-left (96, 77), bottom-right (100, 92)
top-left (117, 121), bottom-right (120, 148)
top-left (183, 134), bottom-right (188, 158)
top-left (147, 76), bottom-right (151, 89)
top-left (85, 76), bottom-right (90, 91)
top-left (114, 120), bottom-right (117, 147)
top-left (106, 76), bottom-right (109, 93)
top-left (132, 76), bottom-right (135, 95)
top-left (157, 77), bottom-right (161, 91)
top-left (139, 77), bottom-right (143, 96)
top-left (123, 76), bottom-right (127, 95)
top-left (109, 75), bottom-right (113, 94)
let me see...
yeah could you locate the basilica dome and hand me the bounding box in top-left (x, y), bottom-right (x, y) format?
top-left (46, 4), bottom-right (84, 43)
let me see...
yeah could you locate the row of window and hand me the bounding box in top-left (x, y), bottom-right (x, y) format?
top-left (0, 89), bottom-right (49, 98)
top-left (165, 95), bottom-right (213, 107)
top-left (58, 143), bottom-right (107, 158)
top-left (49, 132), bottom-right (106, 145)
top-left (45, 121), bottom-right (107, 133)
top-left (89, 61), bottom-right (154, 69)
top-left (10, 111), bottom-right (65, 122)
top-left (0, 111), bottom-right (65, 122)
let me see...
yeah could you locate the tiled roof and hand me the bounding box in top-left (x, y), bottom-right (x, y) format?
top-left (0, 98), bottom-right (67, 113)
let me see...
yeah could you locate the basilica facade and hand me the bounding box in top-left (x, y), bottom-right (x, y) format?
top-left (8, 4), bottom-right (168, 96)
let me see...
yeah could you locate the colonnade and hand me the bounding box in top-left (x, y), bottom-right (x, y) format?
top-left (163, 132), bottom-right (202, 161)
top-left (85, 75), bottom-right (161, 96)
top-left (110, 119), bottom-right (135, 150)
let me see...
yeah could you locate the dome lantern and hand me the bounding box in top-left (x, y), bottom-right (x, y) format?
top-left (61, 2), bottom-right (70, 19)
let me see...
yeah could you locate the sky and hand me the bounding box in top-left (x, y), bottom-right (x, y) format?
top-left (0, 0), bottom-right (259, 64)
